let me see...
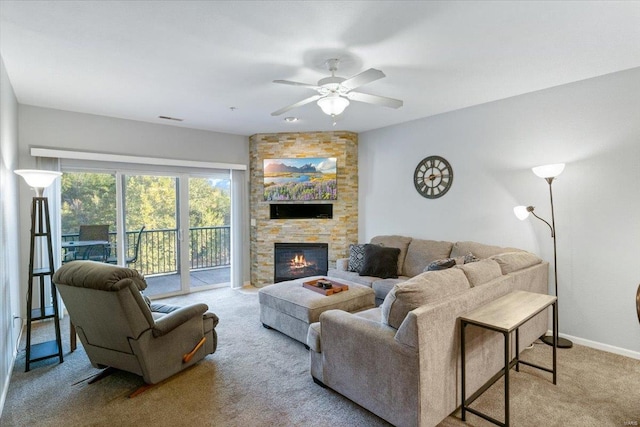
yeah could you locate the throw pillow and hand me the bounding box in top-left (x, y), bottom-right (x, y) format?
top-left (370, 235), bottom-right (412, 276)
top-left (347, 244), bottom-right (367, 272)
top-left (463, 252), bottom-right (479, 264)
top-left (424, 258), bottom-right (456, 271)
top-left (359, 244), bottom-right (401, 279)
top-left (453, 252), bottom-right (480, 265)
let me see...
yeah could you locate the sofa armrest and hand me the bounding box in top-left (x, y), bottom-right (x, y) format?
top-left (152, 303), bottom-right (208, 337)
top-left (319, 310), bottom-right (419, 427)
top-left (335, 257), bottom-right (349, 271)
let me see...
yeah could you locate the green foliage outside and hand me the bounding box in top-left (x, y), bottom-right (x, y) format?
top-left (61, 172), bottom-right (116, 234)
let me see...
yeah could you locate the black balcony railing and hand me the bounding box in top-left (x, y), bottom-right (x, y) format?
top-left (62, 226), bottom-right (231, 276)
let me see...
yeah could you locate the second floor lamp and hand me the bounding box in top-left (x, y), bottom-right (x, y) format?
top-left (514, 163), bottom-right (573, 349)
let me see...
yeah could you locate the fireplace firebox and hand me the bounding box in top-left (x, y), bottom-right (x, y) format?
top-left (274, 243), bottom-right (328, 283)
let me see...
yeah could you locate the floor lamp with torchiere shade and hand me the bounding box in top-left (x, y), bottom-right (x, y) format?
top-left (15, 169), bottom-right (65, 370)
top-left (514, 163), bottom-right (573, 349)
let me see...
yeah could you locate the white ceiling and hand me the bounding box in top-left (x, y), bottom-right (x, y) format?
top-left (1, 1), bottom-right (639, 136)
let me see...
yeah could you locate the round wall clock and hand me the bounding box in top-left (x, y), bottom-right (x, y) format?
top-left (413, 155), bottom-right (453, 199)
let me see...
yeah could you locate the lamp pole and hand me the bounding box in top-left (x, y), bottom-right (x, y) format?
top-left (515, 163), bottom-right (572, 349)
top-left (540, 177), bottom-right (573, 348)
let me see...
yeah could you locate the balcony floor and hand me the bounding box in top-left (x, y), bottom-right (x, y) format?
top-left (144, 266), bottom-right (231, 297)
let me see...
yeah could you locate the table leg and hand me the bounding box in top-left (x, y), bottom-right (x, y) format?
top-left (515, 328), bottom-right (520, 372)
top-left (504, 331), bottom-right (510, 427)
top-left (461, 320), bottom-right (467, 421)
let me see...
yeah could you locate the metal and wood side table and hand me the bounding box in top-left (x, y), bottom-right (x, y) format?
top-left (460, 290), bottom-right (558, 427)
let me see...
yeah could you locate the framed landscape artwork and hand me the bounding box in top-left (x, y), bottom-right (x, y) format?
top-left (263, 157), bottom-right (337, 201)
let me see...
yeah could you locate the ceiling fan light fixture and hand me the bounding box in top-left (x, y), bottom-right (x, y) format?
top-left (317, 94), bottom-right (349, 116)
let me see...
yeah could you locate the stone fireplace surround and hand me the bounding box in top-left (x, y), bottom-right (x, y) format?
top-left (249, 131), bottom-right (358, 287)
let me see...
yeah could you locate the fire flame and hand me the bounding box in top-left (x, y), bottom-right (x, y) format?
top-left (290, 254), bottom-right (310, 269)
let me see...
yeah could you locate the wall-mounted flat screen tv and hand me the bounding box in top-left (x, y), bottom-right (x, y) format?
top-left (264, 157), bottom-right (337, 201)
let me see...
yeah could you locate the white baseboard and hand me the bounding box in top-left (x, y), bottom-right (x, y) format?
top-left (547, 330), bottom-right (640, 360)
top-left (0, 324), bottom-right (22, 419)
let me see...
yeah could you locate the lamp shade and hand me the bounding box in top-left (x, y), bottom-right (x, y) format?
top-left (15, 169), bottom-right (62, 196)
top-left (532, 163), bottom-right (565, 179)
top-left (317, 94), bottom-right (349, 116)
top-left (513, 205), bottom-right (530, 220)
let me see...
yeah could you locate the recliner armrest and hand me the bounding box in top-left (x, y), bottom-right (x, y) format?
top-left (151, 303), bottom-right (208, 337)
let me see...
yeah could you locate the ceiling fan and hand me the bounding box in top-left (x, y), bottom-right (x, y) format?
top-left (271, 58), bottom-right (403, 118)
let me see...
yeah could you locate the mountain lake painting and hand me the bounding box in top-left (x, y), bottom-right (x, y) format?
top-left (263, 158), bottom-right (337, 201)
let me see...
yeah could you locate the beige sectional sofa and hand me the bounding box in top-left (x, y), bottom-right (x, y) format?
top-left (312, 236), bottom-right (549, 427)
top-left (328, 236), bottom-right (526, 305)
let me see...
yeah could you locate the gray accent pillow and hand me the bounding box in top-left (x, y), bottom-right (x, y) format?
top-left (453, 252), bottom-right (480, 265)
top-left (425, 258), bottom-right (456, 271)
top-left (347, 244), bottom-right (367, 272)
top-left (462, 252), bottom-right (480, 264)
top-left (359, 244), bottom-right (401, 279)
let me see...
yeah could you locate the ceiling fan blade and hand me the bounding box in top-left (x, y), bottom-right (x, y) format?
top-left (273, 80), bottom-right (321, 91)
top-left (347, 91), bottom-right (404, 109)
top-left (271, 94), bottom-right (323, 116)
top-left (340, 68), bottom-right (385, 91)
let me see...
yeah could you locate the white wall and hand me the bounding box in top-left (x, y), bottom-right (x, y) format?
top-left (359, 67), bottom-right (640, 357)
top-left (16, 106), bottom-right (251, 304)
top-left (0, 56), bottom-right (21, 417)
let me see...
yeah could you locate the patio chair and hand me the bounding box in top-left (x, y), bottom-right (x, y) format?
top-left (106, 226), bottom-right (145, 266)
top-left (67, 224), bottom-right (110, 262)
top-left (53, 261), bottom-right (218, 390)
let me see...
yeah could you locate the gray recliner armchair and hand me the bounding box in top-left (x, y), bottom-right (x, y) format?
top-left (53, 261), bottom-right (218, 385)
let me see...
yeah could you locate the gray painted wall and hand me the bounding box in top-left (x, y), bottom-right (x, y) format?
top-left (359, 67), bottom-right (640, 357)
top-left (0, 56), bottom-right (21, 416)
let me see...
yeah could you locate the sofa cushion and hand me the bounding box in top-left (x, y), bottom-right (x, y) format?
top-left (450, 241), bottom-right (522, 259)
top-left (381, 269), bottom-right (470, 329)
top-left (490, 251), bottom-right (542, 274)
top-left (370, 235), bottom-right (412, 276)
top-left (359, 244), bottom-right (401, 279)
top-left (455, 258), bottom-right (503, 287)
top-left (347, 244), bottom-right (367, 272)
top-left (327, 269), bottom-right (377, 287)
top-left (402, 239), bottom-right (454, 277)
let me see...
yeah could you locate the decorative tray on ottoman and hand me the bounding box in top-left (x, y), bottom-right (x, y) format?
top-left (302, 278), bottom-right (349, 296)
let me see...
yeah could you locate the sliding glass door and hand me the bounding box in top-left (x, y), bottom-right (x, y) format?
top-left (61, 168), bottom-right (232, 297)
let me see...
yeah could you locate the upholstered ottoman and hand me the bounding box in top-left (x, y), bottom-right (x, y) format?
top-left (258, 276), bottom-right (375, 345)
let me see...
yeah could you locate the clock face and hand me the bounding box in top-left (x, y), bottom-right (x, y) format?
top-left (413, 156), bottom-right (453, 199)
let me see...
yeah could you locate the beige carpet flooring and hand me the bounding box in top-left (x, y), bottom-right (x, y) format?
top-left (2, 286), bottom-right (639, 427)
